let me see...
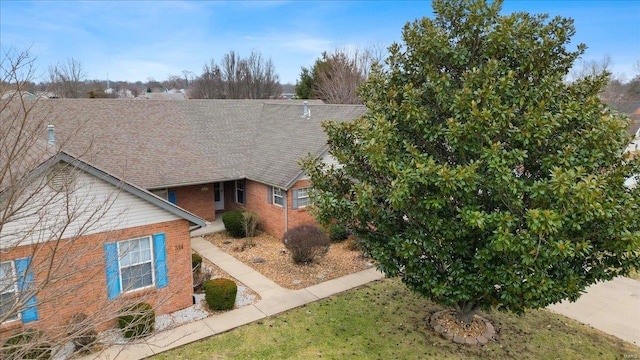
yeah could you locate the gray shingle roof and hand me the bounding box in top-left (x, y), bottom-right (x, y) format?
top-left (23, 99), bottom-right (364, 190)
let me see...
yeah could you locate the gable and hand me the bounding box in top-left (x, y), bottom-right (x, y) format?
top-left (1, 166), bottom-right (184, 249)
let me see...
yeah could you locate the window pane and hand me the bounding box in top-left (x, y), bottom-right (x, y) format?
top-left (0, 293), bottom-right (18, 321)
top-left (121, 263), bottom-right (153, 291)
top-left (0, 263), bottom-right (13, 289)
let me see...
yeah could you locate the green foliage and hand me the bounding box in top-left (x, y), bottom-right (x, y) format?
top-left (192, 253), bottom-right (203, 271)
top-left (118, 303), bottom-right (155, 339)
top-left (303, 0), bottom-right (640, 322)
top-left (222, 210), bottom-right (246, 238)
top-left (204, 278), bottom-right (237, 310)
top-left (2, 329), bottom-right (51, 360)
top-left (328, 223), bottom-right (349, 242)
top-left (283, 225), bottom-right (331, 264)
top-left (295, 67), bottom-right (315, 99)
top-left (67, 313), bottom-right (97, 354)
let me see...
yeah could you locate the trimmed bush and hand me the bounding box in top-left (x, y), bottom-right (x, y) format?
top-left (329, 223), bottom-right (349, 242)
top-left (67, 313), bottom-right (97, 354)
top-left (192, 253), bottom-right (203, 271)
top-left (204, 278), bottom-right (237, 310)
top-left (2, 329), bottom-right (51, 360)
top-left (118, 303), bottom-right (155, 339)
top-left (283, 225), bottom-right (330, 264)
top-left (222, 210), bottom-right (246, 238)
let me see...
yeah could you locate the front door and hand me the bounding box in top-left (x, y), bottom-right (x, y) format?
top-left (214, 182), bottom-right (224, 211)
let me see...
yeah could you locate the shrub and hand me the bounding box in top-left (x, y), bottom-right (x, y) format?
top-left (2, 329), bottom-right (51, 360)
top-left (193, 266), bottom-right (214, 293)
top-left (67, 313), bottom-right (97, 354)
top-left (329, 223), bottom-right (349, 242)
top-left (192, 253), bottom-right (203, 271)
top-left (283, 225), bottom-right (330, 264)
top-left (118, 303), bottom-right (155, 339)
top-left (222, 210), bottom-right (246, 238)
top-left (242, 210), bottom-right (260, 240)
top-left (204, 278), bottom-right (237, 310)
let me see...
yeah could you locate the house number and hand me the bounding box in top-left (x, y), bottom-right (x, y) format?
top-left (174, 244), bottom-right (184, 250)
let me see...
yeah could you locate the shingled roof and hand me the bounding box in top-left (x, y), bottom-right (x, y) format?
top-left (24, 99), bottom-right (365, 190)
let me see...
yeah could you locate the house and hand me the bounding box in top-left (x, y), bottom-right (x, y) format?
top-left (625, 107), bottom-right (640, 157)
top-left (0, 134), bottom-right (207, 339)
top-left (24, 99), bottom-right (366, 238)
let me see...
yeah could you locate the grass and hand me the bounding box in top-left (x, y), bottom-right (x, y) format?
top-left (153, 278), bottom-right (640, 360)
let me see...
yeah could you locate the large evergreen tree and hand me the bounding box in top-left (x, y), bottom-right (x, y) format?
top-left (303, 0), bottom-right (640, 323)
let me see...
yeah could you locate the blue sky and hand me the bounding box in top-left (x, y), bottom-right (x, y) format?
top-left (1, 1), bottom-right (638, 85)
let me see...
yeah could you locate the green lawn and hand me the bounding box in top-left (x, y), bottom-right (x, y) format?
top-left (153, 278), bottom-right (639, 359)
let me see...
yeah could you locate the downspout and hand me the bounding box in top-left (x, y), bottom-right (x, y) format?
top-left (284, 190), bottom-right (288, 236)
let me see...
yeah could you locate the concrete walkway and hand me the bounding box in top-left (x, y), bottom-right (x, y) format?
top-left (547, 276), bottom-right (640, 346)
top-left (84, 233), bottom-right (384, 359)
top-left (84, 222), bottom-right (639, 358)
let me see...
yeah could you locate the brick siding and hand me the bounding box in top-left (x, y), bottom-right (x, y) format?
top-left (0, 219), bottom-right (193, 339)
top-left (171, 183), bottom-right (216, 221)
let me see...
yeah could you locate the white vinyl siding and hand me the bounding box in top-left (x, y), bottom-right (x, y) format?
top-left (1, 171), bottom-right (181, 249)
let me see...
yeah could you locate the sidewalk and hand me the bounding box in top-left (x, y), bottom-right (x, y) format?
top-left (84, 223), bottom-right (639, 358)
top-left (84, 234), bottom-right (384, 359)
top-left (547, 276), bottom-right (640, 346)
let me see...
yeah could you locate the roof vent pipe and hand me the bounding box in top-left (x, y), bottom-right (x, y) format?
top-left (302, 101), bottom-right (310, 118)
top-left (47, 125), bottom-right (55, 145)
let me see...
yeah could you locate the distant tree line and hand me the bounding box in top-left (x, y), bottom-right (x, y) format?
top-left (190, 51), bottom-right (281, 99)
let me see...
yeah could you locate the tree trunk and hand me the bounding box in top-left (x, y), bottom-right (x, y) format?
top-left (454, 301), bottom-right (479, 324)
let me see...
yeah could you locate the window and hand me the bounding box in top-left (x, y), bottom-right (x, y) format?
top-left (0, 261), bottom-right (19, 322)
top-left (273, 187), bottom-right (284, 207)
top-left (118, 236), bottom-right (154, 292)
top-left (236, 180), bottom-right (245, 204)
top-left (0, 258), bottom-right (38, 323)
top-left (105, 233), bottom-right (167, 300)
top-left (293, 187), bottom-right (311, 208)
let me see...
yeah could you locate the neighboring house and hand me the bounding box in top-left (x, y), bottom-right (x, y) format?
top-left (24, 99), bottom-right (365, 238)
top-left (1, 90), bottom-right (37, 100)
top-left (0, 138), bottom-right (206, 338)
top-left (139, 91), bottom-right (186, 100)
top-left (625, 108), bottom-right (640, 157)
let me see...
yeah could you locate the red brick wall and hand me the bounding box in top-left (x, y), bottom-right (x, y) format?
top-left (171, 183), bottom-right (216, 221)
top-left (218, 179), bottom-right (319, 238)
top-left (286, 180), bottom-right (317, 233)
top-left (0, 219), bottom-right (193, 338)
top-left (245, 180), bottom-right (286, 237)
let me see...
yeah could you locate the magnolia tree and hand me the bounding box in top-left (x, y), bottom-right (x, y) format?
top-left (1, 49), bottom-right (191, 359)
top-left (303, 0), bottom-right (640, 324)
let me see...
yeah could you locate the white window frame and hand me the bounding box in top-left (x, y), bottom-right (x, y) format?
top-left (0, 260), bottom-right (20, 323)
top-left (272, 187), bottom-right (285, 207)
top-left (117, 236), bottom-right (155, 293)
top-left (236, 180), bottom-right (245, 205)
top-left (296, 187), bottom-right (311, 208)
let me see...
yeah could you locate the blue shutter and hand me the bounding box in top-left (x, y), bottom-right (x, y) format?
top-left (15, 257), bottom-right (38, 323)
top-left (153, 233), bottom-right (168, 289)
top-left (292, 189), bottom-right (299, 209)
top-left (168, 191), bottom-right (177, 204)
top-left (104, 243), bottom-right (121, 299)
top-left (267, 186), bottom-right (273, 204)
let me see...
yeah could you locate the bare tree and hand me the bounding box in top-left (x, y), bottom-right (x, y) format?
top-left (1, 49), bottom-right (195, 359)
top-left (47, 58), bottom-right (86, 98)
top-left (190, 59), bottom-right (225, 99)
top-left (297, 46), bottom-right (382, 104)
top-left (219, 50), bottom-right (281, 99)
